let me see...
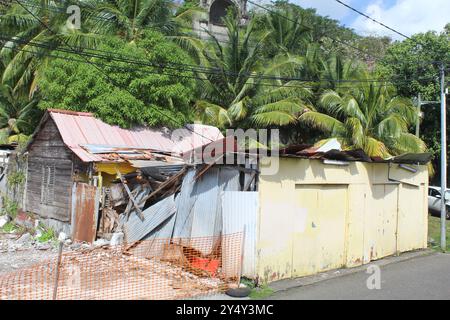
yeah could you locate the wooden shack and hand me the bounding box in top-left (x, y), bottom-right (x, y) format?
top-left (23, 109), bottom-right (223, 234)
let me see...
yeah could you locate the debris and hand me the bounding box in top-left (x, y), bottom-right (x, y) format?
top-left (70, 242), bottom-right (82, 250)
top-left (35, 243), bottom-right (52, 251)
top-left (316, 138), bottom-right (342, 153)
top-left (14, 212), bottom-right (35, 229)
top-left (138, 166), bottom-right (187, 206)
top-left (124, 195), bottom-right (177, 243)
top-left (106, 184), bottom-right (127, 207)
top-left (190, 257), bottom-right (220, 277)
top-left (93, 239), bottom-right (110, 247)
top-left (35, 229), bottom-right (42, 238)
top-left (98, 207), bottom-right (119, 235)
top-left (0, 215), bottom-right (10, 228)
top-left (17, 233), bottom-right (32, 244)
top-left (116, 169), bottom-right (145, 221)
top-left (58, 232), bottom-right (67, 242)
top-left (110, 232), bottom-right (124, 246)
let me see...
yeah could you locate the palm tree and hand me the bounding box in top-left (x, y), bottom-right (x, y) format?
top-left (85, 0), bottom-right (176, 41)
top-left (0, 0), bottom-right (99, 96)
top-left (320, 54), bottom-right (365, 91)
top-left (299, 77), bottom-right (426, 158)
top-left (85, 0), bottom-right (204, 41)
top-left (0, 84), bottom-right (41, 144)
top-left (255, 4), bottom-right (311, 58)
top-left (195, 10), bottom-right (312, 129)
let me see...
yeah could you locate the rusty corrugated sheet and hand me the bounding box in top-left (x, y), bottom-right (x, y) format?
top-left (72, 183), bottom-right (99, 243)
top-left (47, 109), bottom-right (223, 162)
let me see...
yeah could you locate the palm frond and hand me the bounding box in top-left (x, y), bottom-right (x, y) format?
top-left (299, 111), bottom-right (346, 136)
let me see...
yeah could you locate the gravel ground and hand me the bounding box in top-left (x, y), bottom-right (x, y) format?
top-left (0, 232), bottom-right (60, 276)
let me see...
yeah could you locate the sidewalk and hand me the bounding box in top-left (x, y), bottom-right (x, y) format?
top-left (267, 250), bottom-right (450, 300)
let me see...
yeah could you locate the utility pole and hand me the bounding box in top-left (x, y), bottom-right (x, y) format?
top-left (416, 93), bottom-right (422, 137)
top-left (415, 94), bottom-right (438, 138)
top-left (440, 63), bottom-right (447, 252)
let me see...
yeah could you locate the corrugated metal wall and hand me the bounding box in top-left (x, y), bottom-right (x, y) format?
top-left (257, 158), bottom-right (429, 283)
top-left (222, 191), bottom-right (258, 278)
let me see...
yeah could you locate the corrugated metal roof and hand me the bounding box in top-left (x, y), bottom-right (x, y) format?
top-left (46, 109), bottom-right (223, 162)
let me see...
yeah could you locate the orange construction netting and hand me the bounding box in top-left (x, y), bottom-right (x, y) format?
top-left (0, 233), bottom-right (243, 300)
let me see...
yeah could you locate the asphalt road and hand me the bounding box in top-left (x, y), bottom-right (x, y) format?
top-left (269, 253), bottom-right (450, 300)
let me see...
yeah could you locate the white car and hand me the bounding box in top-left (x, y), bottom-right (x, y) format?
top-left (428, 186), bottom-right (450, 219)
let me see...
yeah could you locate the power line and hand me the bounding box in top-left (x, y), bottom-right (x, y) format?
top-left (247, 0), bottom-right (383, 61)
top-left (333, 0), bottom-right (412, 40)
top-left (10, 0), bottom-right (446, 76)
top-left (1, 34), bottom-right (439, 86)
top-left (16, 0), bottom-right (236, 43)
top-left (6, 40), bottom-right (439, 93)
top-left (249, 0), bottom-right (447, 68)
top-left (6, 0), bottom-right (443, 103)
top-left (333, 0), bottom-right (448, 65)
top-left (12, 0), bottom-right (217, 143)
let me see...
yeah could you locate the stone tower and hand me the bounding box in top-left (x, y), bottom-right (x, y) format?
top-left (194, 0), bottom-right (248, 41)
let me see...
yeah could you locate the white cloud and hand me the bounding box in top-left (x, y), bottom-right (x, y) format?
top-left (292, 0), bottom-right (353, 20)
top-left (350, 0), bottom-right (450, 40)
top-left (249, 0), bottom-right (353, 21)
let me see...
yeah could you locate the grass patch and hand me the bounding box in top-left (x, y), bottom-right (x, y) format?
top-left (1, 221), bottom-right (18, 233)
top-left (36, 225), bottom-right (56, 243)
top-left (249, 285), bottom-right (274, 299)
top-left (428, 215), bottom-right (450, 252)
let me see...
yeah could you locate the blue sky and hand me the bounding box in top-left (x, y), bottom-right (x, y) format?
top-left (291, 0), bottom-right (449, 40)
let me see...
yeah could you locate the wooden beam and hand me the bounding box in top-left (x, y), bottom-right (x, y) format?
top-left (115, 169), bottom-right (145, 221)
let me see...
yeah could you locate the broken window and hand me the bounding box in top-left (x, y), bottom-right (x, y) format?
top-left (40, 164), bottom-right (55, 205)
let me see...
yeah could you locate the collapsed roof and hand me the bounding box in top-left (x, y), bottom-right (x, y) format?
top-left (27, 109), bottom-right (224, 163)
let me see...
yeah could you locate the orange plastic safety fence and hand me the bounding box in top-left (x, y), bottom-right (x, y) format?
top-left (0, 233), bottom-right (243, 300)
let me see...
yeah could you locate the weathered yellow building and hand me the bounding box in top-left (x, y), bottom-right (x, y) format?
top-left (256, 156), bottom-right (429, 283)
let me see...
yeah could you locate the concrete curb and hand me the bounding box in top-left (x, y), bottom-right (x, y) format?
top-left (268, 249), bottom-right (437, 294)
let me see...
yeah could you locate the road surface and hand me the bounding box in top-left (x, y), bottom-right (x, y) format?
top-left (269, 253), bottom-right (450, 300)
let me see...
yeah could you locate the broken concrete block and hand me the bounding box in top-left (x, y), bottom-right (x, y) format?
top-left (58, 232), bottom-right (67, 241)
top-left (110, 232), bottom-right (124, 246)
top-left (93, 239), bottom-right (110, 247)
top-left (0, 215), bottom-right (10, 228)
top-left (35, 243), bottom-right (51, 250)
top-left (17, 233), bottom-right (32, 244)
top-left (35, 229), bottom-right (42, 238)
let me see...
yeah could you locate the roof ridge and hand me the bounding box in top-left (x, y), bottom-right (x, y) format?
top-left (47, 108), bottom-right (93, 117)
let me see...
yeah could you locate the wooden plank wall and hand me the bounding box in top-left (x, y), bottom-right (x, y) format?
top-left (26, 118), bottom-right (74, 222)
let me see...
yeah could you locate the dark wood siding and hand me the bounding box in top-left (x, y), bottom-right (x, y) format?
top-left (26, 118), bottom-right (73, 222)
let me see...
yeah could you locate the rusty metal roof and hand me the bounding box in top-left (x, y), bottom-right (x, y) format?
top-left (44, 109), bottom-right (223, 162)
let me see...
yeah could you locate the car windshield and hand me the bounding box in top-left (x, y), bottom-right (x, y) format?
top-left (431, 189), bottom-right (450, 199)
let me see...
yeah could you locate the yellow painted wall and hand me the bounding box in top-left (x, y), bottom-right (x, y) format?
top-left (257, 157), bottom-right (428, 283)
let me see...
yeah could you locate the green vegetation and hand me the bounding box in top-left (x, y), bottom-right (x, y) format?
top-left (428, 216), bottom-right (450, 252)
top-left (300, 75), bottom-right (425, 157)
top-left (35, 224), bottom-right (56, 243)
top-left (0, 221), bottom-right (17, 233)
top-left (0, 0), bottom-right (448, 165)
top-left (249, 284), bottom-right (274, 299)
top-left (38, 32), bottom-right (196, 128)
top-left (239, 277), bottom-right (274, 299)
top-left (0, 194), bottom-right (19, 218)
